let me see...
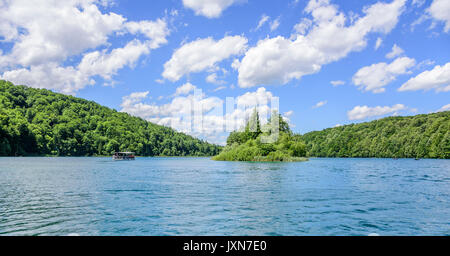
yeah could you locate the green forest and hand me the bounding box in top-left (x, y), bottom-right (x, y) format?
top-left (301, 111), bottom-right (450, 159)
top-left (0, 80), bottom-right (221, 156)
top-left (212, 110), bottom-right (308, 162)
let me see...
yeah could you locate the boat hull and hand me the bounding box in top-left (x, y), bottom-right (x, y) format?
top-left (112, 156), bottom-right (135, 160)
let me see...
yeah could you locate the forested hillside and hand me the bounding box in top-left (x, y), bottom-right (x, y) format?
top-left (0, 80), bottom-right (221, 156)
top-left (301, 111), bottom-right (450, 159)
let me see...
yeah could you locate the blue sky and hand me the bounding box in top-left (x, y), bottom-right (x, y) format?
top-left (0, 0), bottom-right (449, 144)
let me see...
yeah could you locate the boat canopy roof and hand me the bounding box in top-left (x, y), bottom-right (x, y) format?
top-left (114, 152), bottom-right (135, 154)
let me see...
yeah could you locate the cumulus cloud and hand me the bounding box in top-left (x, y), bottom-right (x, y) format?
top-left (0, 0), bottom-right (124, 67)
top-left (331, 80), bottom-right (345, 86)
top-left (162, 36), bottom-right (248, 82)
top-left (123, 19), bottom-right (170, 49)
top-left (353, 56), bottom-right (415, 93)
top-left (270, 17), bottom-right (281, 31)
top-left (120, 86), bottom-right (279, 144)
top-left (398, 62), bottom-right (450, 92)
top-left (182, 0), bottom-right (242, 18)
top-left (313, 100), bottom-right (327, 108)
top-left (375, 37), bottom-right (383, 50)
top-left (236, 0), bottom-right (406, 88)
top-left (284, 110), bottom-right (294, 118)
top-left (0, 0), bottom-right (170, 94)
top-left (121, 91), bottom-right (150, 107)
top-left (174, 82), bottom-right (197, 96)
top-left (255, 14), bottom-right (270, 30)
top-left (427, 0), bottom-right (450, 32)
top-left (436, 104), bottom-right (450, 112)
top-left (77, 39), bottom-right (152, 81)
top-left (1, 39), bottom-right (160, 94)
top-left (293, 18), bottom-right (313, 35)
top-left (213, 86), bottom-right (227, 92)
top-left (385, 44), bottom-right (404, 59)
top-left (206, 73), bottom-right (225, 85)
top-left (412, 0), bottom-right (426, 7)
top-left (0, 63), bottom-right (93, 95)
top-left (231, 58), bottom-right (241, 70)
top-left (347, 104), bottom-right (407, 120)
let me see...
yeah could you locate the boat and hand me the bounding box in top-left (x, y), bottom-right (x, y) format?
top-left (112, 152), bottom-right (135, 160)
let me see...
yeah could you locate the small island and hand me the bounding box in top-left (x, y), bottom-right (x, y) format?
top-left (212, 110), bottom-right (308, 162)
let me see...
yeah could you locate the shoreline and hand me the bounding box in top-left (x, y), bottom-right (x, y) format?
top-left (1, 156), bottom-right (447, 160)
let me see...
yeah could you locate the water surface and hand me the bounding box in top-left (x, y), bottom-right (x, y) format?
top-left (0, 157), bottom-right (449, 235)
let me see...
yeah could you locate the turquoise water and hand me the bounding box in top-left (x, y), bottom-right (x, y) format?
top-left (0, 157), bottom-right (449, 236)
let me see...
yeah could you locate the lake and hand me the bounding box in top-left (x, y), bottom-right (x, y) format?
top-left (0, 157), bottom-right (449, 236)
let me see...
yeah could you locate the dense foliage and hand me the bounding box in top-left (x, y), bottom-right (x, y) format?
top-left (301, 111), bottom-right (450, 159)
top-left (0, 80), bottom-right (221, 156)
top-left (212, 110), bottom-right (308, 162)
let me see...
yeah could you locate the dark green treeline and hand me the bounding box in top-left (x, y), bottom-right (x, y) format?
top-left (0, 80), bottom-right (221, 156)
top-left (301, 111), bottom-right (450, 159)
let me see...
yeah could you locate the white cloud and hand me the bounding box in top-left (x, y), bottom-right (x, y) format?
top-left (347, 104), bottom-right (407, 120)
top-left (331, 80), bottom-right (345, 86)
top-left (385, 44), bottom-right (404, 59)
top-left (436, 104), bottom-right (450, 112)
top-left (120, 86), bottom-right (279, 144)
top-left (398, 62), bottom-right (450, 92)
top-left (412, 0), bottom-right (426, 7)
top-left (206, 73), bottom-right (225, 84)
top-left (0, 63), bottom-right (93, 95)
top-left (182, 0), bottom-right (241, 18)
top-left (174, 82), bottom-right (197, 96)
top-left (284, 110), bottom-right (294, 117)
top-left (77, 39), bottom-right (151, 81)
top-left (231, 58), bottom-right (241, 70)
top-left (256, 14), bottom-right (270, 30)
top-left (0, 0), bottom-right (125, 67)
top-left (353, 57), bottom-right (415, 93)
top-left (427, 0), bottom-right (450, 32)
top-left (1, 38), bottom-right (161, 94)
top-left (162, 36), bottom-right (248, 82)
top-left (270, 17), bottom-right (281, 31)
top-left (121, 91), bottom-right (150, 107)
top-left (375, 37), bottom-right (383, 50)
top-left (293, 18), bottom-right (312, 35)
top-left (121, 88), bottom-right (223, 121)
top-left (124, 19), bottom-right (170, 49)
top-left (0, 0), bottom-right (170, 94)
top-left (236, 87), bottom-right (275, 108)
top-left (237, 0), bottom-right (406, 88)
top-left (238, 35), bottom-right (322, 87)
top-left (213, 86), bottom-right (227, 92)
top-left (313, 100), bottom-right (327, 108)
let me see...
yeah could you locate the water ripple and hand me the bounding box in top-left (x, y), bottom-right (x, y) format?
top-left (0, 157), bottom-right (449, 235)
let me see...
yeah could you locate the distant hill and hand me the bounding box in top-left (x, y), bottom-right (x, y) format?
top-left (0, 80), bottom-right (221, 156)
top-left (301, 111), bottom-right (450, 159)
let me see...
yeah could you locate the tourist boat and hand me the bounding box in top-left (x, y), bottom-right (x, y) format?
top-left (112, 152), bottom-right (135, 160)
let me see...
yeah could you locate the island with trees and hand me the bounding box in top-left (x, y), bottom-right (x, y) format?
top-left (212, 110), bottom-right (308, 162)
